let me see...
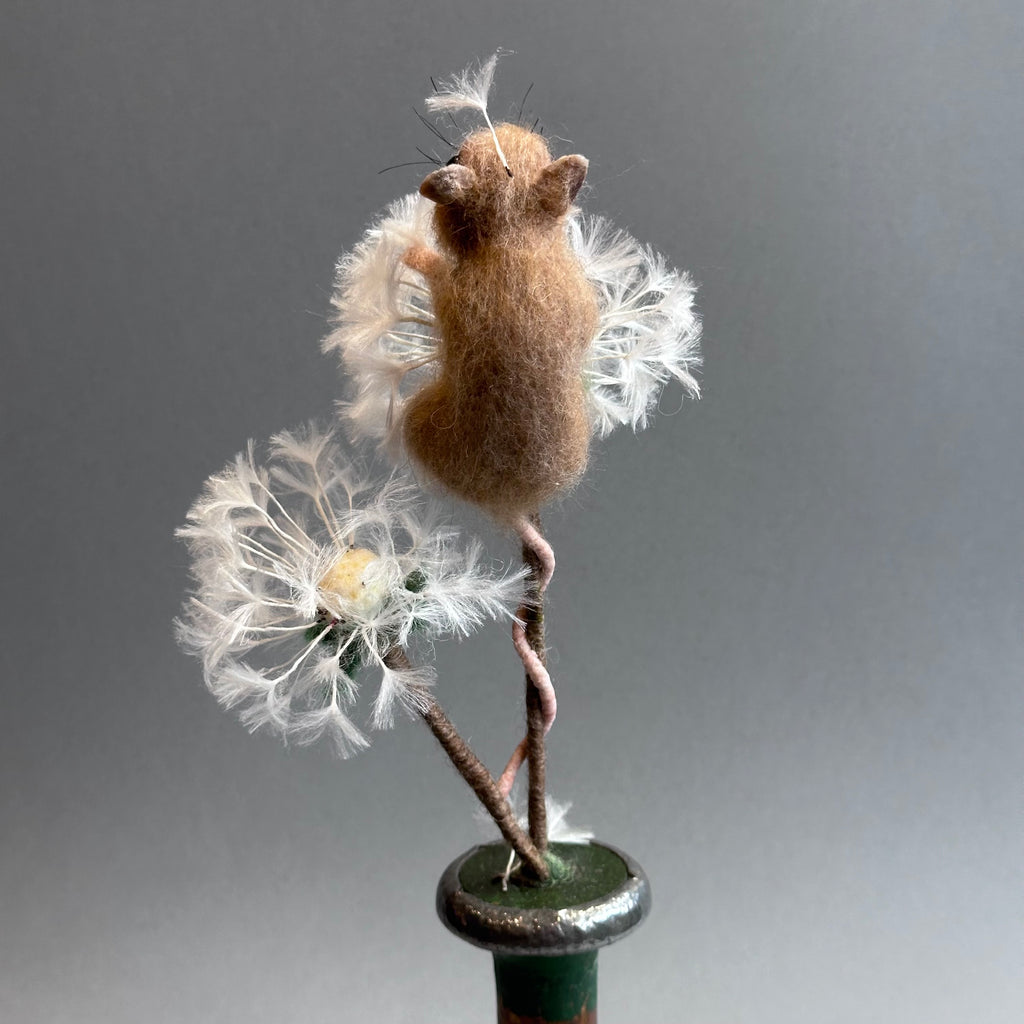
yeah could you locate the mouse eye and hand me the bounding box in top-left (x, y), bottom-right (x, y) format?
top-left (445, 153), bottom-right (461, 166)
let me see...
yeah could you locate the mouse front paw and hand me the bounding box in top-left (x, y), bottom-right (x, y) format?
top-left (402, 245), bottom-right (446, 281)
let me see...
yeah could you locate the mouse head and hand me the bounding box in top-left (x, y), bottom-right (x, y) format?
top-left (418, 123), bottom-right (588, 253)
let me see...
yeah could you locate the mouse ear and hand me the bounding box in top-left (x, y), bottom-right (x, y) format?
top-left (530, 155), bottom-right (589, 218)
top-left (419, 165), bottom-right (477, 205)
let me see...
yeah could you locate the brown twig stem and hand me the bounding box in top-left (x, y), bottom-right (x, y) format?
top-left (384, 648), bottom-right (549, 881)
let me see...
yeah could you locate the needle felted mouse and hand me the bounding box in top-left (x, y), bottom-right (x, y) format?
top-left (326, 56), bottom-right (700, 534)
top-left (401, 121), bottom-right (598, 526)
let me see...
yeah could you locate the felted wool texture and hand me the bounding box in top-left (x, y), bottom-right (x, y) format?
top-left (401, 123), bottom-right (599, 523)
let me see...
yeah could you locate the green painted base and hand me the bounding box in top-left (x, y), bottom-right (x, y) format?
top-left (459, 842), bottom-right (630, 910)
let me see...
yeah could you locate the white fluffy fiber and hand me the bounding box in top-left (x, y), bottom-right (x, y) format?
top-left (476, 791), bottom-right (594, 845)
top-left (425, 52), bottom-right (510, 172)
top-left (425, 52), bottom-right (500, 117)
top-left (325, 197), bottom-right (701, 456)
top-left (176, 423), bottom-right (526, 756)
top-left (323, 194), bottom-right (437, 455)
top-left (568, 214), bottom-right (701, 435)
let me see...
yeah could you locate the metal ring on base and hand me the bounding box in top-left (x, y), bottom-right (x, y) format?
top-left (437, 841), bottom-right (651, 956)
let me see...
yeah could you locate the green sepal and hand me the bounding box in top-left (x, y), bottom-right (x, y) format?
top-left (404, 568), bottom-right (428, 593)
top-left (306, 618), bottom-right (367, 678)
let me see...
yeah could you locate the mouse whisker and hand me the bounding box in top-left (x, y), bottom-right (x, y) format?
top-left (430, 76), bottom-right (462, 132)
top-left (413, 108), bottom-right (454, 149)
top-left (415, 146), bottom-right (442, 167)
top-left (378, 159), bottom-right (438, 175)
top-left (517, 82), bottom-right (534, 124)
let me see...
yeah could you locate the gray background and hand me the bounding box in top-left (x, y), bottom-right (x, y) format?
top-left (3, 2), bottom-right (1021, 1021)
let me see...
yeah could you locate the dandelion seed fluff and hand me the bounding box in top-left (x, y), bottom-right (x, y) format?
top-left (176, 424), bottom-right (526, 756)
top-left (324, 197), bottom-right (701, 460)
top-left (476, 790), bottom-right (594, 845)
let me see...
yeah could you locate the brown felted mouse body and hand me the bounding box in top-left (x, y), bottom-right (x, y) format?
top-left (400, 123), bottom-right (599, 523)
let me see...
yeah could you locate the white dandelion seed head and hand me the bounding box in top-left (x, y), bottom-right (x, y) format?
top-left (323, 199), bottom-right (701, 467)
top-left (176, 423), bottom-right (528, 756)
top-left (567, 212), bottom-right (703, 437)
top-left (323, 193), bottom-right (440, 456)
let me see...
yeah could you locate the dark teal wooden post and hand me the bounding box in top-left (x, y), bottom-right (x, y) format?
top-left (493, 951), bottom-right (598, 1022)
top-left (437, 842), bottom-right (650, 1023)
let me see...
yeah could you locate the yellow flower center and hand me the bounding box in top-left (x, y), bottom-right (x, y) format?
top-left (318, 547), bottom-right (386, 618)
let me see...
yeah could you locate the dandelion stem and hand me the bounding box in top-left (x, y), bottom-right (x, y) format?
top-left (520, 512), bottom-right (550, 855)
top-left (497, 625), bottom-right (556, 800)
top-left (498, 515), bottom-right (556, 855)
top-left (384, 648), bottom-right (549, 881)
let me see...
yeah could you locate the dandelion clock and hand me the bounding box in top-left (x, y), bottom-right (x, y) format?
top-left (176, 423), bottom-right (564, 873)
